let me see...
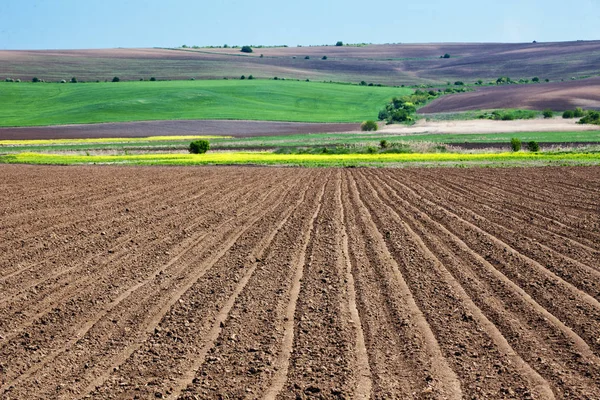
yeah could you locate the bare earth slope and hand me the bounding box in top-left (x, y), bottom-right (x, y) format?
top-left (420, 78), bottom-right (600, 113)
top-left (2, 41), bottom-right (599, 85)
top-left (1, 165), bottom-right (600, 399)
top-left (0, 120), bottom-right (359, 140)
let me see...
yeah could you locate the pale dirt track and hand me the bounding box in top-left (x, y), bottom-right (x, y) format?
top-left (1, 165), bottom-right (600, 399)
top-left (380, 117), bottom-right (600, 135)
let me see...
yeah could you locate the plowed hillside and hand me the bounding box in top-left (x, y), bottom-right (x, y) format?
top-left (420, 77), bottom-right (600, 113)
top-left (1, 165), bottom-right (600, 399)
top-left (2, 40), bottom-right (599, 85)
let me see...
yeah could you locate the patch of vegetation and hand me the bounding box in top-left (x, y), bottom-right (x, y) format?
top-left (527, 141), bottom-right (540, 152)
top-left (483, 109), bottom-right (538, 121)
top-left (379, 89), bottom-right (456, 124)
top-left (361, 120), bottom-right (378, 131)
top-left (189, 140), bottom-right (210, 154)
top-left (511, 138), bottom-right (522, 152)
top-left (543, 109), bottom-right (554, 118)
top-left (4, 151), bottom-right (600, 168)
top-left (336, 41), bottom-right (343, 47)
top-left (240, 46), bottom-right (253, 53)
top-left (579, 110), bottom-right (600, 125)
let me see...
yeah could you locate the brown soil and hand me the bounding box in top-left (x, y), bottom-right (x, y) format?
top-left (0, 120), bottom-right (359, 140)
top-left (1, 165), bottom-right (600, 399)
top-left (2, 41), bottom-right (599, 85)
top-left (420, 78), bottom-right (600, 113)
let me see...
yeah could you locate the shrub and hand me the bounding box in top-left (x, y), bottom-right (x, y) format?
top-left (527, 141), bottom-right (540, 152)
top-left (60, 79), bottom-right (67, 83)
top-left (5, 78), bottom-right (14, 82)
top-left (361, 120), bottom-right (378, 131)
top-left (322, 56), bottom-right (327, 60)
top-left (150, 77), bottom-right (156, 81)
top-left (366, 146), bottom-right (377, 154)
top-left (562, 110), bottom-right (575, 119)
top-left (579, 110), bottom-right (600, 125)
top-left (260, 54), bottom-right (264, 58)
top-left (574, 107), bottom-right (585, 118)
top-left (32, 77), bottom-right (40, 83)
top-left (189, 140), bottom-right (210, 154)
top-left (112, 76), bottom-right (120, 82)
top-left (336, 41), bottom-right (343, 46)
top-left (442, 53), bottom-right (451, 58)
top-left (454, 81), bottom-right (464, 86)
top-left (379, 139), bottom-right (389, 149)
top-left (359, 81), bottom-right (367, 86)
top-left (304, 56), bottom-right (310, 59)
top-left (70, 77), bottom-right (77, 83)
top-left (248, 75), bottom-right (254, 80)
top-left (542, 109), bottom-right (554, 118)
top-left (510, 138), bottom-right (522, 152)
top-left (240, 45), bottom-right (253, 53)
top-left (378, 109), bottom-right (390, 121)
top-left (240, 75), bottom-right (246, 80)
top-left (532, 77), bottom-right (540, 82)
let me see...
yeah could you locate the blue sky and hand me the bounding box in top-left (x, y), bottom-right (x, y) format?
top-left (0, 0), bottom-right (598, 50)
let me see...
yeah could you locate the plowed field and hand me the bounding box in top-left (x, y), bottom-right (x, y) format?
top-left (1, 165), bottom-right (599, 399)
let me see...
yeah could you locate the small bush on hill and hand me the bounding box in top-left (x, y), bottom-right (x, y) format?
top-left (70, 77), bottom-right (77, 83)
top-left (442, 53), bottom-right (451, 58)
top-left (532, 77), bottom-right (540, 82)
top-left (454, 81), bottom-right (464, 86)
top-left (189, 140), bottom-right (210, 154)
top-left (542, 109), bottom-right (554, 118)
top-left (248, 75), bottom-right (254, 80)
top-left (366, 146), bottom-right (377, 154)
top-left (336, 41), bottom-right (343, 46)
top-left (304, 56), bottom-right (310, 59)
top-left (527, 141), bottom-right (540, 152)
top-left (574, 107), bottom-right (585, 118)
top-left (5, 78), bottom-right (14, 82)
top-left (150, 77), bottom-right (156, 81)
top-left (32, 77), bottom-right (40, 83)
top-left (322, 56), bottom-right (327, 60)
top-left (112, 76), bottom-right (120, 82)
top-left (510, 138), bottom-right (522, 152)
top-left (563, 110), bottom-right (575, 119)
top-left (361, 120), bottom-right (378, 131)
top-left (240, 75), bottom-right (246, 80)
top-left (241, 46), bottom-right (253, 53)
top-left (379, 139), bottom-right (389, 149)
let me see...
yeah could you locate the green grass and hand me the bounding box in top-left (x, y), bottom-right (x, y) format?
top-left (3, 131), bottom-right (600, 155)
top-left (2, 151), bottom-right (599, 168)
top-left (0, 80), bottom-right (411, 127)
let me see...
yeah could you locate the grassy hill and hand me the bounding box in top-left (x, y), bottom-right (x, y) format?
top-left (0, 80), bottom-right (410, 127)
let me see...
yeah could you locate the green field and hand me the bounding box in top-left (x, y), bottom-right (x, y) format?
top-left (2, 151), bottom-right (599, 168)
top-left (2, 131), bottom-right (600, 155)
top-left (0, 80), bottom-right (410, 127)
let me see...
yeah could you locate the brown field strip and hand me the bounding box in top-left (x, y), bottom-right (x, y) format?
top-left (1, 165), bottom-right (599, 399)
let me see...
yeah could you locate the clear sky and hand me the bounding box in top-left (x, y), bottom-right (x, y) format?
top-left (0, 0), bottom-right (598, 50)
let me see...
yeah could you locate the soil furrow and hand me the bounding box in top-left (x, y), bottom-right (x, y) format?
top-left (1, 171), bottom-right (296, 399)
top-left (353, 170), bottom-right (554, 399)
top-left (370, 170), bottom-right (600, 398)
top-left (343, 171), bottom-right (462, 399)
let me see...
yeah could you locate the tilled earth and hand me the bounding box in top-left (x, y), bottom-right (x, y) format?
top-left (1, 165), bottom-right (599, 399)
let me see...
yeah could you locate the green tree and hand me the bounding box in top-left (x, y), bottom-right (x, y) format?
top-left (532, 77), bottom-right (540, 82)
top-left (32, 77), bottom-right (40, 83)
top-left (240, 45), bottom-right (253, 53)
top-left (527, 141), bottom-right (540, 152)
top-left (542, 109), bottom-right (554, 118)
top-left (112, 76), bottom-right (120, 82)
top-left (336, 41), bottom-right (343, 46)
top-left (322, 55), bottom-right (327, 60)
top-left (562, 110), bottom-right (575, 119)
top-left (70, 77), bottom-right (77, 83)
top-left (574, 107), bottom-right (585, 117)
top-left (442, 53), bottom-right (451, 58)
top-left (510, 138), bottom-right (522, 152)
top-left (189, 140), bottom-right (210, 154)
